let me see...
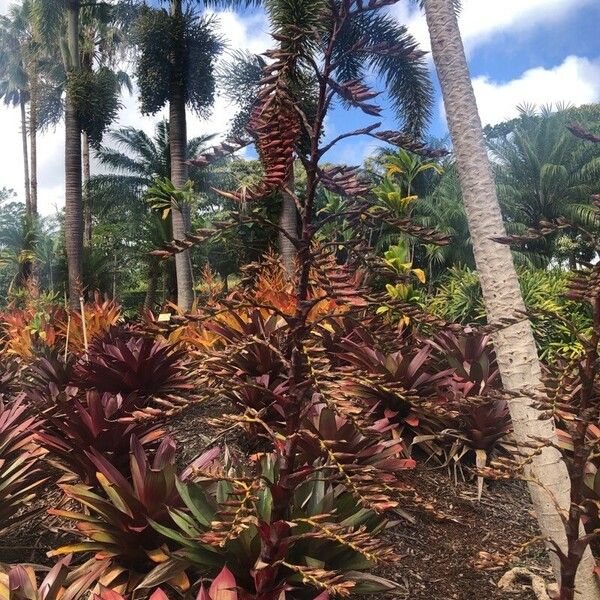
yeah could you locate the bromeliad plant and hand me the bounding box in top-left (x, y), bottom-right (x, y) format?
top-left (24, 352), bottom-right (75, 401)
top-left (36, 388), bottom-right (164, 483)
top-left (429, 329), bottom-right (500, 399)
top-left (0, 294), bottom-right (121, 360)
top-left (73, 327), bottom-right (194, 416)
top-left (337, 326), bottom-right (449, 433)
top-left (0, 305), bottom-right (63, 359)
top-left (0, 555), bottom-right (113, 600)
top-left (196, 309), bottom-right (291, 428)
top-left (336, 323), bottom-right (512, 494)
top-left (0, 395), bottom-right (46, 529)
top-left (143, 437), bottom-right (408, 598)
top-left (48, 436), bottom-right (190, 592)
top-left (60, 294), bottom-right (122, 355)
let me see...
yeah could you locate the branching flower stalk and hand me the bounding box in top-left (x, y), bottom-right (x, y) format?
top-left (149, 0), bottom-right (447, 596)
top-left (222, 1), bottom-right (442, 595)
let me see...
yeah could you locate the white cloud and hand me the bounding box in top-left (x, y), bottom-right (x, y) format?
top-left (0, 8), bottom-right (270, 215)
top-left (468, 55), bottom-right (600, 126)
top-left (393, 0), bottom-right (597, 53)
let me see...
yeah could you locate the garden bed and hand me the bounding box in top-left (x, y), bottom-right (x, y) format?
top-left (0, 398), bottom-right (549, 600)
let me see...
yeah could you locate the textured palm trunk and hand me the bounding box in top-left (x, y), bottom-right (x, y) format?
top-left (168, 31), bottom-right (194, 311)
top-left (64, 0), bottom-right (83, 309)
top-left (169, 89), bottom-right (194, 311)
top-left (29, 76), bottom-right (38, 216)
top-left (83, 132), bottom-right (92, 247)
top-left (65, 94), bottom-right (83, 308)
top-left (20, 96), bottom-right (31, 214)
top-left (279, 168), bottom-right (298, 275)
top-left (422, 1), bottom-right (600, 595)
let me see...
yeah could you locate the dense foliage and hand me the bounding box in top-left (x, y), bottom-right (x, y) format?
top-left (1, 0), bottom-right (600, 597)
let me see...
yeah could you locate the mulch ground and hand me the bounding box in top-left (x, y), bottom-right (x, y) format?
top-left (375, 473), bottom-right (551, 599)
top-left (0, 399), bottom-right (553, 599)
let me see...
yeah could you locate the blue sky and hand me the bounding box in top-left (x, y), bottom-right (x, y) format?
top-left (0, 0), bottom-right (599, 213)
top-left (328, 0), bottom-right (600, 162)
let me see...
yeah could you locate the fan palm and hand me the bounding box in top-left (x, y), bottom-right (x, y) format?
top-left (91, 120), bottom-right (218, 215)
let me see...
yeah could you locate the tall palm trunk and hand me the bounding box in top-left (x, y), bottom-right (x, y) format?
top-left (65, 94), bottom-right (83, 308)
top-left (20, 95), bottom-right (31, 213)
top-left (168, 0), bottom-right (194, 311)
top-left (64, 0), bottom-right (83, 309)
top-left (279, 169), bottom-right (297, 275)
top-left (422, 0), bottom-right (600, 595)
top-left (83, 132), bottom-right (92, 247)
top-left (29, 78), bottom-right (38, 216)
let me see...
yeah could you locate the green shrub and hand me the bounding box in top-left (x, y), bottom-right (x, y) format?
top-left (428, 266), bottom-right (591, 362)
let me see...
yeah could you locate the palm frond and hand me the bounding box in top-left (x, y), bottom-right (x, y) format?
top-left (30, 0), bottom-right (66, 50)
top-left (336, 12), bottom-right (432, 136)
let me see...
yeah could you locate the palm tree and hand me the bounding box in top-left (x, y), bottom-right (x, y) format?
top-left (489, 105), bottom-right (600, 267)
top-left (0, 5), bottom-right (32, 214)
top-left (420, 0), bottom-right (600, 595)
top-left (30, 0), bottom-right (127, 308)
top-left (30, 0), bottom-right (83, 308)
top-left (414, 163), bottom-right (475, 277)
top-left (91, 121), bottom-right (217, 205)
top-left (79, 3), bottom-right (132, 247)
top-left (0, 207), bottom-right (37, 294)
top-left (0, 196), bottom-right (60, 295)
top-left (134, 4), bottom-right (221, 310)
top-left (65, 0), bottom-right (84, 309)
top-left (91, 121), bottom-right (218, 308)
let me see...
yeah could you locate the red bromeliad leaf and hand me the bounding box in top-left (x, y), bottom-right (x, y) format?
top-left (8, 566), bottom-right (36, 597)
top-left (148, 589), bottom-right (170, 600)
top-left (209, 566), bottom-right (238, 600)
top-left (404, 415), bottom-right (419, 427)
top-left (93, 585), bottom-right (127, 600)
top-left (196, 584), bottom-right (211, 600)
top-left (180, 446), bottom-right (221, 480)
